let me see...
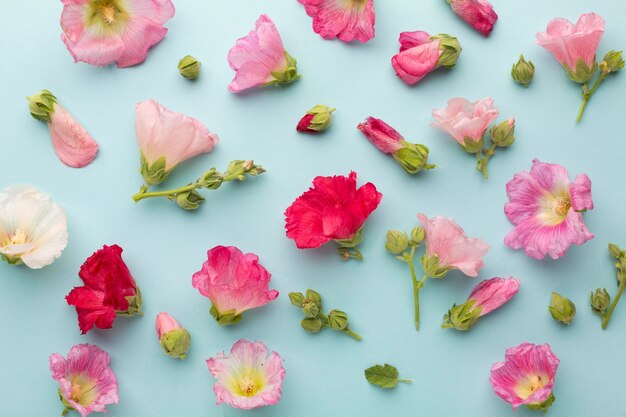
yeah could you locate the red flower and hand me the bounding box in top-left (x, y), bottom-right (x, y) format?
top-left (284, 172), bottom-right (382, 260)
top-left (66, 245), bottom-right (142, 334)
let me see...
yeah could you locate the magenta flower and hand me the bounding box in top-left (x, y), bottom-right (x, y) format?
top-left (536, 13), bottom-right (605, 83)
top-left (490, 342), bottom-right (560, 412)
top-left (49, 344), bottom-right (118, 417)
top-left (297, 0), bottom-right (376, 43)
top-left (418, 213), bottom-right (490, 278)
top-left (192, 246), bottom-right (279, 325)
top-left (228, 15), bottom-right (300, 93)
top-left (431, 97), bottom-right (499, 147)
top-left (447, 0), bottom-right (498, 37)
top-left (207, 339), bottom-right (285, 410)
top-left (504, 159), bottom-right (594, 260)
top-left (60, 0), bottom-right (175, 67)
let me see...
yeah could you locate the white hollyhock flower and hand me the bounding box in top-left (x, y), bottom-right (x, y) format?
top-left (0, 185), bottom-right (68, 269)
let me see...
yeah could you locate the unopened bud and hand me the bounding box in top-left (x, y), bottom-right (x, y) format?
top-left (511, 55), bottom-right (535, 88)
top-left (548, 292), bottom-right (576, 325)
top-left (178, 55), bottom-right (201, 80)
top-left (489, 118), bottom-right (516, 147)
top-left (385, 230), bottom-right (409, 254)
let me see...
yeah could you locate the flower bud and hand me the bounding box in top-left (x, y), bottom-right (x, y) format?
top-left (302, 300), bottom-right (320, 318)
top-left (590, 288), bottom-right (610, 314)
top-left (609, 243), bottom-right (623, 259)
top-left (600, 50), bottom-right (624, 74)
top-left (176, 189), bottom-right (205, 210)
top-left (441, 301), bottom-right (481, 331)
top-left (489, 118), bottom-right (515, 147)
top-left (410, 226), bottom-right (425, 245)
top-left (178, 55), bottom-right (201, 79)
top-left (224, 160), bottom-right (265, 181)
top-left (392, 142), bottom-right (436, 174)
top-left (289, 292), bottom-right (305, 307)
top-left (421, 255), bottom-right (449, 278)
top-left (297, 105), bottom-right (336, 133)
top-left (26, 90), bottom-right (58, 122)
top-left (305, 289), bottom-right (322, 309)
top-left (385, 230), bottom-right (409, 254)
top-left (511, 55), bottom-right (535, 88)
top-left (433, 34), bottom-right (462, 68)
top-left (156, 312), bottom-right (191, 359)
top-left (301, 317), bottom-right (323, 333)
top-left (548, 292), bottom-right (576, 325)
top-left (328, 309), bottom-right (349, 331)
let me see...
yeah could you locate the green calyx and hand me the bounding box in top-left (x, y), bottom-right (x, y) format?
top-left (385, 230), bottom-right (410, 255)
top-left (178, 55), bottom-right (201, 80)
top-left (335, 227), bottom-right (364, 261)
top-left (489, 120), bottom-right (516, 147)
top-left (441, 300), bottom-right (482, 331)
top-left (1, 254), bottom-right (23, 266)
top-left (59, 388), bottom-right (75, 416)
top-left (160, 328), bottom-right (191, 359)
top-left (421, 255), bottom-right (449, 278)
top-left (600, 50), bottom-right (625, 74)
top-left (511, 54), bottom-right (535, 88)
top-left (432, 34), bottom-right (462, 68)
top-left (176, 189), bottom-right (205, 210)
top-left (140, 155), bottom-right (170, 186)
top-left (462, 136), bottom-right (484, 154)
top-left (267, 50), bottom-right (301, 87)
top-left (26, 89), bottom-right (57, 123)
top-left (590, 288), bottom-right (611, 315)
top-left (392, 141), bottom-right (436, 174)
top-left (566, 59), bottom-right (598, 84)
top-left (548, 292), bottom-right (576, 325)
top-left (116, 287), bottom-right (143, 317)
top-left (305, 105), bottom-right (336, 132)
top-left (526, 392), bottom-right (556, 413)
top-left (210, 304), bottom-right (243, 326)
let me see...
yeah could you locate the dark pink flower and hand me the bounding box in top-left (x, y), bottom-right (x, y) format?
top-left (297, 0), bottom-right (375, 43)
top-left (447, 0), bottom-right (498, 37)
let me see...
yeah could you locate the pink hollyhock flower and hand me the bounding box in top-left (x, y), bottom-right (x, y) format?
top-left (228, 15), bottom-right (300, 93)
top-left (490, 342), bottom-right (560, 412)
top-left (391, 31), bottom-right (462, 85)
top-left (135, 99), bottom-right (219, 185)
top-left (418, 213), bottom-right (490, 278)
top-left (60, 0), bottom-right (175, 67)
top-left (431, 97), bottom-right (499, 148)
top-left (504, 159), bottom-right (594, 260)
top-left (284, 172), bottom-right (382, 260)
top-left (536, 13), bottom-right (605, 83)
top-left (49, 344), bottom-right (119, 416)
top-left (192, 246), bottom-right (279, 325)
top-left (156, 312), bottom-right (191, 359)
top-left (297, 0), bottom-right (376, 43)
top-left (207, 339), bottom-right (285, 410)
top-left (447, 0), bottom-right (498, 37)
top-left (442, 277), bottom-right (520, 330)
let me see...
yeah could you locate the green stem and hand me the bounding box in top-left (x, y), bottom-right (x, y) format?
top-left (577, 75), bottom-right (606, 122)
top-left (407, 251), bottom-right (428, 331)
top-left (343, 328), bottom-right (362, 341)
top-left (132, 182), bottom-right (200, 202)
top-left (602, 280), bottom-right (625, 329)
top-left (397, 378), bottom-right (412, 384)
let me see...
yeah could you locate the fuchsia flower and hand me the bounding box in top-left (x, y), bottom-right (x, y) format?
top-left (192, 246), bottom-right (279, 325)
top-left (297, 0), bottom-right (376, 43)
top-left (135, 99), bottom-right (219, 185)
top-left (442, 277), bottom-right (520, 330)
top-left (49, 344), bottom-right (119, 416)
top-left (490, 342), bottom-right (560, 412)
top-left (418, 213), bottom-right (490, 278)
top-left (504, 160), bottom-right (594, 260)
top-left (447, 0), bottom-right (498, 37)
top-left (206, 339), bottom-right (285, 410)
top-left (228, 15), bottom-right (300, 93)
top-left (431, 97), bottom-right (499, 147)
top-left (536, 13), bottom-right (605, 83)
top-left (284, 172), bottom-right (382, 260)
top-left (60, 0), bottom-right (175, 67)
top-left (391, 31), bottom-right (462, 85)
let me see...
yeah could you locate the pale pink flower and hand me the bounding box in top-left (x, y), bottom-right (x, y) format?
top-left (228, 15), bottom-right (300, 93)
top-left (504, 159), bottom-right (594, 260)
top-left (49, 344), bottom-right (119, 417)
top-left (469, 277), bottom-right (520, 315)
top-left (431, 97), bottom-right (499, 146)
top-left (48, 105), bottom-right (99, 168)
top-left (536, 13), bottom-right (605, 75)
top-left (418, 213), bottom-right (490, 277)
top-left (447, 0), bottom-right (498, 37)
top-left (490, 342), bottom-right (560, 411)
top-left (135, 99), bottom-right (219, 185)
top-left (192, 246), bottom-right (279, 324)
top-left (357, 117), bottom-right (404, 154)
top-left (60, 0), bottom-right (175, 67)
top-left (297, 0), bottom-right (375, 43)
top-left (207, 339), bottom-right (285, 410)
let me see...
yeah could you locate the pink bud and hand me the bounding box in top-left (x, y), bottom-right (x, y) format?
top-left (357, 117), bottom-right (404, 154)
top-left (469, 277), bottom-right (520, 316)
top-left (156, 312), bottom-right (182, 340)
top-left (448, 0), bottom-right (498, 37)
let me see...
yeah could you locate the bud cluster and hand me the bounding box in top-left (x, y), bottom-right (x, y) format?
top-left (591, 243), bottom-right (626, 329)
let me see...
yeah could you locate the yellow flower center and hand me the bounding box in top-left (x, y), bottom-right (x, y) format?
top-left (538, 189), bottom-right (572, 226)
top-left (69, 383), bottom-right (83, 402)
top-left (238, 376), bottom-right (257, 396)
top-left (552, 197), bottom-right (571, 218)
top-left (100, 4), bottom-right (117, 25)
top-left (68, 375), bottom-right (98, 406)
top-left (86, 0), bottom-right (129, 35)
top-left (515, 374), bottom-right (547, 400)
top-left (2, 229), bottom-right (28, 248)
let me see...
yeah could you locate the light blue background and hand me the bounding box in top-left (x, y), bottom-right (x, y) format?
top-left (1, 1), bottom-right (625, 416)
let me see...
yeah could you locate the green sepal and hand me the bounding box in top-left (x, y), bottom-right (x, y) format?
top-left (385, 230), bottom-right (409, 255)
top-left (600, 50), bottom-right (624, 74)
top-left (328, 309), bottom-right (349, 331)
top-left (410, 226), bottom-right (425, 245)
top-left (526, 392), bottom-right (556, 413)
top-left (59, 388), bottom-right (75, 417)
top-left (266, 50), bottom-right (301, 87)
top-left (305, 289), bottom-right (322, 309)
top-left (511, 55), bottom-right (535, 88)
top-left (392, 141), bottom-right (435, 174)
top-left (302, 300), bottom-right (320, 318)
top-left (160, 328), bottom-right (191, 359)
top-left (301, 317), bottom-right (323, 333)
top-left (432, 34), bottom-right (462, 68)
top-left (210, 304), bottom-right (243, 326)
top-left (421, 255), bottom-right (449, 278)
top-left (441, 300), bottom-right (482, 331)
top-left (590, 288), bottom-right (610, 316)
top-left (117, 287), bottom-right (143, 317)
top-left (1, 254), bottom-right (23, 265)
top-left (335, 227), bottom-right (363, 249)
top-left (565, 59), bottom-right (598, 84)
top-left (548, 292), bottom-right (576, 325)
top-left (489, 119), bottom-right (516, 147)
top-left (26, 89), bottom-right (57, 123)
top-left (462, 136), bottom-right (484, 154)
top-left (608, 243), bottom-right (623, 259)
top-left (306, 105), bottom-right (335, 132)
top-left (178, 55), bottom-right (201, 80)
top-left (140, 155), bottom-right (170, 186)
top-left (289, 292), bottom-right (305, 307)
top-left (175, 189), bottom-right (205, 210)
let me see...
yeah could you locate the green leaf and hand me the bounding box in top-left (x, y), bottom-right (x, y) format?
top-left (364, 364), bottom-right (411, 389)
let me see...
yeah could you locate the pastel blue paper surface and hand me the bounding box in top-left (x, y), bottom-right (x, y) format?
top-left (1, 1), bottom-right (625, 416)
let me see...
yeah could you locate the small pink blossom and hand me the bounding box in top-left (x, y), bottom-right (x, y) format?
top-left (49, 344), bottom-right (119, 417)
top-left (192, 246), bottom-right (279, 324)
top-left (156, 312), bottom-right (182, 340)
top-left (357, 117), bottom-right (404, 154)
top-left (207, 339), bottom-right (285, 410)
top-left (297, 0), bottom-right (375, 43)
top-left (60, 0), bottom-right (175, 67)
top-left (490, 342), bottom-right (560, 411)
top-left (49, 105), bottom-right (99, 168)
top-left (447, 0), bottom-right (498, 37)
top-left (504, 159), bottom-right (594, 260)
top-left (228, 15), bottom-right (300, 93)
top-left (469, 277), bottom-right (520, 315)
top-left (431, 97), bottom-right (499, 146)
top-left (392, 32), bottom-right (441, 85)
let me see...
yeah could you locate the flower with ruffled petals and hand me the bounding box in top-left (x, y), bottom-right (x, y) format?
top-left (66, 245), bottom-right (143, 334)
top-left (284, 172), bottom-right (382, 260)
top-left (228, 15), bottom-right (300, 93)
top-left (490, 342), bottom-right (560, 412)
top-left (156, 312), bottom-right (191, 359)
top-left (135, 99), bottom-right (219, 185)
top-left (536, 13), bottom-right (605, 83)
top-left (297, 0), bottom-right (376, 43)
top-left (357, 117), bottom-right (435, 174)
top-left (0, 185), bottom-right (68, 269)
top-left (442, 277), bottom-right (519, 330)
top-left (192, 246), bottom-right (278, 325)
top-left (431, 97), bottom-right (499, 147)
top-left (60, 0), bottom-right (175, 67)
top-left (447, 0), bottom-right (498, 37)
top-left (504, 160), bottom-right (594, 260)
top-left (418, 213), bottom-right (490, 278)
top-left (206, 339), bottom-right (285, 410)
top-left (50, 344), bottom-right (119, 416)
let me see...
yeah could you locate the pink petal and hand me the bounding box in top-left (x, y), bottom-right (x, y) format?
top-left (48, 105), bottom-right (98, 168)
top-left (115, 15), bottom-right (169, 68)
top-left (569, 173), bottom-right (594, 211)
top-left (449, 0), bottom-right (498, 37)
top-left (392, 39), bottom-right (441, 85)
top-left (357, 117), bottom-right (404, 154)
top-left (398, 30), bottom-right (431, 52)
top-left (469, 277), bottom-right (520, 316)
top-left (299, 0), bottom-right (375, 43)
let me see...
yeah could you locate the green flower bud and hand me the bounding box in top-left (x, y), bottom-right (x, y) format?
top-left (301, 317), bottom-right (323, 333)
top-left (160, 328), bottom-right (191, 359)
top-left (566, 59), bottom-right (598, 84)
top-left (178, 55), bottom-right (201, 80)
top-left (26, 89), bottom-right (58, 123)
top-left (224, 160), bottom-right (266, 182)
top-left (305, 289), bottom-right (322, 309)
top-left (441, 300), bottom-right (482, 331)
top-left (590, 288), bottom-right (611, 315)
top-left (392, 141), bottom-right (436, 174)
top-left (433, 34), bottom-right (462, 68)
top-left (302, 300), bottom-right (320, 318)
top-left (385, 230), bottom-right (409, 255)
top-left (489, 118), bottom-right (516, 147)
top-left (548, 292), bottom-right (576, 325)
top-left (511, 55), bottom-right (535, 88)
top-left (289, 292), bottom-right (305, 307)
top-left (200, 168), bottom-right (224, 190)
top-left (609, 243), bottom-right (623, 259)
top-left (328, 309), bottom-right (349, 331)
top-left (210, 305), bottom-right (242, 326)
top-left (410, 226), bottom-right (425, 245)
top-left (297, 105), bottom-right (336, 133)
top-left (176, 189), bottom-right (205, 211)
top-left (600, 50), bottom-right (624, 74)
top-left (421, 255), bottom-right (449, 278)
